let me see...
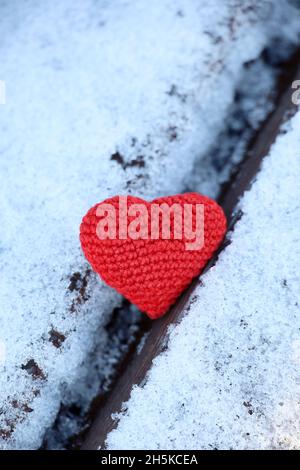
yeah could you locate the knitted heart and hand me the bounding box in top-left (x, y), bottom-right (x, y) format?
top-left (80, 193), bottom-right (226, 319)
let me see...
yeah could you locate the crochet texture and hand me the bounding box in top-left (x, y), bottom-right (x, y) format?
top-left (80, 193), bottom-right (226, 319)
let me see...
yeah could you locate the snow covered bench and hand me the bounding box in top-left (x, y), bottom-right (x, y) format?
top-left (104, 102), bottom-right (300, 450)
top-left (0, 0), bottom-right (299, 449)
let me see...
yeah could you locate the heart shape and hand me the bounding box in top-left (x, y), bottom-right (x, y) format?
top-left (80, 193), bottom-right (226, 319)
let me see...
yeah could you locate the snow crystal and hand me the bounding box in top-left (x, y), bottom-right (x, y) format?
top-left (106, 109), bottom-right (300, 450)
top-left (0, 0), bottom-right (299, 449)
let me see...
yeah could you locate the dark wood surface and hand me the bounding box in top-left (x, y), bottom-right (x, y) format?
top-left (81, 62), bottom-right (300, 450)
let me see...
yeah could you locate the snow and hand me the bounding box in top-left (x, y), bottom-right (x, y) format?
top-left (106, 109), bottom-right (300, 450)
top-left (0, 0), bottom-right (299, 449)
top-left (187, 56), bottom-right (280, 197)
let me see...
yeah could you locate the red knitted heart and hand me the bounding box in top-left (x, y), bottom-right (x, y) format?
top-left (80, 193), bottom-right (226, 319)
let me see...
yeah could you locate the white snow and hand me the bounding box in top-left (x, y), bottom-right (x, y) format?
top-left (0, 0), bottom-right (299, 449)
top-left (106, 109), bottom-right (300, 450)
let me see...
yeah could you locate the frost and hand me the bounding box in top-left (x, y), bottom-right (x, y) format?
top-left (0, 0), bottom-right (299, 449)
top-left (107, 109), bottom-right (300, 450)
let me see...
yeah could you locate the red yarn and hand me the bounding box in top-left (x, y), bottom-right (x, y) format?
top-left (80, 193), bottom-right (226, 319)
